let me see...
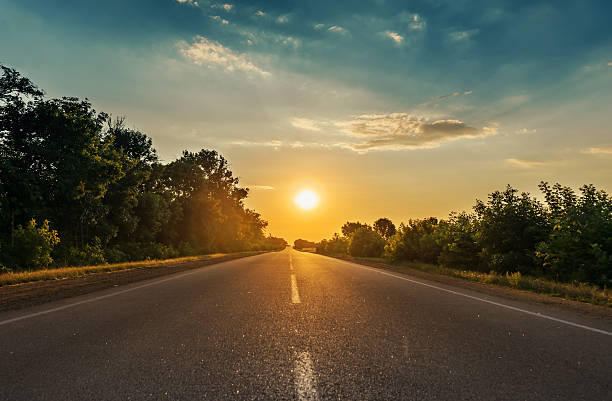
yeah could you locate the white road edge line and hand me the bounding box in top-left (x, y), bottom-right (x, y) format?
top-left (344, 261), bottom-right (612, 337)
top-left (295, 351), bottom-right (319, 401)
top-left (0, 259), bottom-right (242, 327)
top-left (291, 274), bottom-right (301, 304)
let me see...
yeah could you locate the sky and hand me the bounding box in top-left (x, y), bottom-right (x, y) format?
top-left (1, 0), bottom-right (611, 242)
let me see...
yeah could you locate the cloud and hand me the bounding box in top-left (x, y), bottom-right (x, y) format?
top-left (340, 113), bottom-right (497, 150)
top-left (255, 10), bottom-right (265, 16)
top-left (210, 15), bottom-right (229, 24)
top-left (176, 0), bottom-right (199, 6)
top-left (515, 128), bottom-right (536, 135)
top-left (211, 4), bottom-right (233, 11)
top-left (282, 37), bottom-right (300, 48)
top-left (291, 118), bottom-right (321, 131)
top-left (314, 23), bottom-right (325, 30)
top-left (384, 31), bottom-right (404, 44)
top-left (506, 158), bottom-right (549, 168)
top-left (251, 185), bottom-right (275, 190)
top-left (450, 29), bottom-right (478, 41)
top-left (277, 15), bottom-right (289, 23)
top-left (230, 139), bottom-right (282, 148)
top-left (328, 25), bottom-right (348, 35)
top-left (583, 146), bottom-right (612, 155)
top-left (422, 90), bottom-right (472, 105)
top-left (179, 36), bottom-right (270, 76)
top-left (608, 62), bottom-right (612, 66)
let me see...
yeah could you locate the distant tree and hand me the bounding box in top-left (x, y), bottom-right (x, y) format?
top-left (385, 217), bottom-right (441, 263)
top-left (294, 239), bottom-right (316, 250)
top-left (341, 221), bottom-right (369, 237)
top-left (373, 218), bottom-right (396, 239)
top-left (348, 227), bottom-right (386, 257)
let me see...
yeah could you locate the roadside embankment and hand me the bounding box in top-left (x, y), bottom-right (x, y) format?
top-left (0, 251), bottom-right (272, 312)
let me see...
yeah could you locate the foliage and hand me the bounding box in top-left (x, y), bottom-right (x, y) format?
top-left (348, 227), bottom-right (386, 257)
top-left (537, 182), bottom-right (612, 287)
top-left (294, 239), bottom-right (316, 250)
top-left (316, 184), bottom-right (612, 289)
top-left (0, 66), bottom-right (282, 270)
top-left (341, 221), bottom-right (370, 237)
top-left (474, 185), bottom-right (549, 275)
top-left (435, 212), bottom-right (481, 270)
top-left (316, 233), bottom-right (349, 255)
top-left (2, 219), bottom-right (60, 270)
top-left (373, 218), bottom-right (396, 239)
top-left (384, 218), bottom-right (441, 264)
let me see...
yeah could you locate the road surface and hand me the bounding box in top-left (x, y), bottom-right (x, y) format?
top-left (0, 248), bottom-right (610, 400)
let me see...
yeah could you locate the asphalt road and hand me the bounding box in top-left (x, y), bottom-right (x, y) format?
top-left (0, 248), bottom-right (610, 400)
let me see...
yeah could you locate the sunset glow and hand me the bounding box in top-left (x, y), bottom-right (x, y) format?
top-left (295, 189), bottom-right (319, 211)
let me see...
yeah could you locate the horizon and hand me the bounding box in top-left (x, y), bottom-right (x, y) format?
top-left (2, 0), bottom-right (611, 242)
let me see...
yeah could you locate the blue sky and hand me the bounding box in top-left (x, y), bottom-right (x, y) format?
top-left (1, 0), bottom-right (611, 240)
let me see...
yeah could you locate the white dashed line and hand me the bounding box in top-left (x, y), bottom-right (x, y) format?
top-left (289, 254), bottom-right (294, 271)
top-left (294, 352), bottom-right (318, 401)
top-left (291, 274), bottom-right (301, 304)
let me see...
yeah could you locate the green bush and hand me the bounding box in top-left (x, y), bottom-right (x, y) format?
top-left (3, 219), bottom-right (60, 270)
top-left (65, 237), bottom-right (106, 266)
top-left (348, 227), bottom-right (386, 257)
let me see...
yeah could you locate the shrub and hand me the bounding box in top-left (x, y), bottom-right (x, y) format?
top-left (348, 227), bottom-right (386, 257)
top-left (4, 219), bottom-right (60, 270)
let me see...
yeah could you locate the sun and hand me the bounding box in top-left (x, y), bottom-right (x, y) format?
top-left (295, 189), bottom-right (319, 210)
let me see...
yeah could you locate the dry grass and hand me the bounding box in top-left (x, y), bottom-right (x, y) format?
top-left (0, 252), bottom-right (256, 287)
top-left (340, 256), bottom-right (612, 307)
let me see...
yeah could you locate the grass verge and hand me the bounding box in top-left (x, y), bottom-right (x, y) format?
top-left (0, 252), bottom-right (263, 287)
top-left (326, 254), bottom-right (611, 307)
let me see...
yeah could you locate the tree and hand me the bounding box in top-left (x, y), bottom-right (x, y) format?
top-left (341, 221), bottom-right (369, 237)
top-left (537, 182), bottom-right (612, 286)
top-left (348, 227), bottom-right (386, 257)
top-left (373, 218), bottom-right (396, 239)
top-left (474, 185), bottom-right (549, 275)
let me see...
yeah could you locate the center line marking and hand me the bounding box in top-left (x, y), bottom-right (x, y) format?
top-left (294, 352), bottom-right (318, 401)
top-left (289, 254), bottom-right (294, 271)
top-left (291, 274), bottom-right (301, 304)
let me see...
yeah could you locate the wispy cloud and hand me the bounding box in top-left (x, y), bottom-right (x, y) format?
top-left (250, 185), bottom-right (275, 190)
top-left (339, 113), bottom-right (497, 150)
top-left (328, 25), bottom-right (348, 35)
top-left (291, 118), bottom-right (321, 131)
top-left (506, 158), bottom-right (549, 168)
top-left (421, 90), bottom-right (472, 106)
top-left (230, 139), bottom-right (282, 148)
top-left (515, 128), bottom-right (536, 135)
top-left (583, 146), bottom-right (612, 155)
top-left (384, 31), bottom-right (404, 44)
top-left (277, 15), bottom-right (289, 23)
top-left (450, 29), bottom-right (478, 41)
top-left (313, 23), bottom-right (325, 30)
top-left (179, 36), bottom-right (270, 76)
top-left (255, 10), bottom-right (265, 16)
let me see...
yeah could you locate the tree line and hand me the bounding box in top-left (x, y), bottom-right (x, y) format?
top-left (0, 66), bottom-right (286, 270)
top-left (315, 185), bottom-right (612, 288)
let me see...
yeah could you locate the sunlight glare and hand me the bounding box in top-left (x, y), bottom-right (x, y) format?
top-left (295, 189), bottom-right (319, 210)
